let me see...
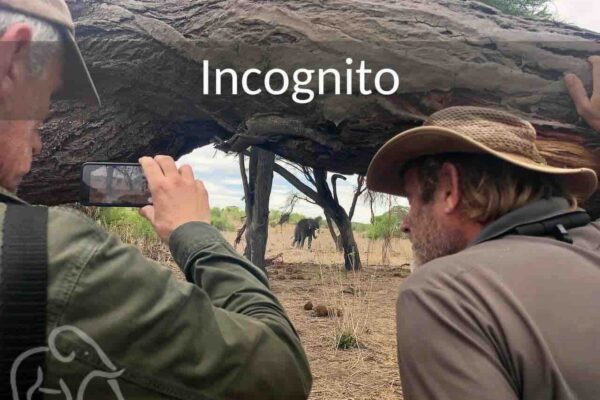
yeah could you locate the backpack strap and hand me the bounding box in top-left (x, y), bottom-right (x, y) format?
top-left (513, 210), bottom-right (591, 244)
top-left (1, 204), bottom-right (48, 399)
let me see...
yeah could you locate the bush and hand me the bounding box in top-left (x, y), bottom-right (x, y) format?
top-left (335, 331), bottom-right (359, 350)
top-left (352, 222), bottom-right (370, 233)
top-left (367, 206), bottom-right (408, 240)
top-left (96, 207), bottom-right (156, 239)
top-left (479, 0), bottom-right (553, 19)
top-left (288, 212), bottom-right (308, 225)
top-left (210, 207), bottom-right (237, 232)
top-left (269, 211), bottom-right (310, 227)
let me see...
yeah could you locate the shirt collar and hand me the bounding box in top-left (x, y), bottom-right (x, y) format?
top-left (0, 186), bottom-right (29, 205)
top-left (471, 197), bottom-right (579, 246)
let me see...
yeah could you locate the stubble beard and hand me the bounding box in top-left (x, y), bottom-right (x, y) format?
top-left (410, 208), bottom-right (468, 269)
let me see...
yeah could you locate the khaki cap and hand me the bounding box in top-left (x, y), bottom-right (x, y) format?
top-left (367, 106), bottom-right (598, 201)
top-left (0, 0), bottom-right (100, 105)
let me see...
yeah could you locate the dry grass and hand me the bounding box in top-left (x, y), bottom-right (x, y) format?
top-left (225, 225), bottom-right (412, 400)
top-left (106, 220), bottom-right (412, 400)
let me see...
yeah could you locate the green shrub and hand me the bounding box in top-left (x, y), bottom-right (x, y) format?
top-left (352, 222), bottom-right (370, 233)
top-left (479, 0), bottom-right (553, 19)
top-left (222, 206), bottom-right (245, 222)
top-left (288, 212), bottom-right (308, 225)
top-left (96, 208), bottom-right (156, 239)
top-left (335, 331), bottom-right (359, 350)
top-left (367, 206), bottom-right (408, 240)
top-left (210, 207), bottom-right (236, 232)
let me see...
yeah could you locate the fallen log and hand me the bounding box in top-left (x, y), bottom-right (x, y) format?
top-left (20, 0), bottom-right (600, 217)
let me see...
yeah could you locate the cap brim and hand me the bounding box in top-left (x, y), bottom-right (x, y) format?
top-left (366, 126), bottom-right (599, 202)
top-left (54, 31), bottom-right (101, 106)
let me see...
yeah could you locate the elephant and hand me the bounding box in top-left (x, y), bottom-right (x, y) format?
top-left (292, 218), bottom-right (321, 249)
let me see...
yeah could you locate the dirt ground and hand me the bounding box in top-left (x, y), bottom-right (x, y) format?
top-left (220, 225), bottom-right (413, 400)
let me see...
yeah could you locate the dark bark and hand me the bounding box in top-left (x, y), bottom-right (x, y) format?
top-left (313, 170), bottom-right (362, 271)
top-left (243, 148), bottom-right (275, 269)
top-left (239, 154), bottom-right (252, 259)
top-left (272, 161), bottom-right (361, 270)
top-left (16, 0), bottom-right (600, 218)
top-left (324, 214), bottom-right (341, 252)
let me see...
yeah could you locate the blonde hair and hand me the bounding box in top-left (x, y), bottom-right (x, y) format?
top-left (401, 153), bottom-right (577, 224)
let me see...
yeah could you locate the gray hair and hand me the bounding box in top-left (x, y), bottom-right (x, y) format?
top-left (0, 8), bottom-right (64, 76)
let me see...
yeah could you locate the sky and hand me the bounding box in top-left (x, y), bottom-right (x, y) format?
top-left (553, 0), bottom-right (600, 32)
top-left (177, 1), bottom-right (599, 224)
top-left (178, 147), bottom-right (400, 224)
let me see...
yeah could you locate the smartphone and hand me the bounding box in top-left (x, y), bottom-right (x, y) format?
top-left (80, 162), bottom-right (152, 207)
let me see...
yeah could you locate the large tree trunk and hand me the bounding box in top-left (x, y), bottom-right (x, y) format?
top-left (243, 148), bottom-right (275, 269)
top-left (19, 0), bottom-right (600, 218)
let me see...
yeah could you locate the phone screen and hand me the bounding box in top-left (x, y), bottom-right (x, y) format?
top-left (81, 163), bottom-right (151, 207)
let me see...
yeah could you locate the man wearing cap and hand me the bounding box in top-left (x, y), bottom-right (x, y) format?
top-left (367, 62), bottom-right (600, 399)
top-left (0, 1), bottom-right (311, 399)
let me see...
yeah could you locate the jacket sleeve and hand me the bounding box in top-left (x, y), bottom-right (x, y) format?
top-left (46, 208), bottom-right (312, 400)
top-left (396, 285), bottom-right (517, 400)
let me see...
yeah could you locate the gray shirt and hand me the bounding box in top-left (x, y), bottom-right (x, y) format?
top-left (397, 198), bottom-right (600, 399)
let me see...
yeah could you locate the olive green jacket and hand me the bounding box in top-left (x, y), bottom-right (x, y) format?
top-left (0, 187), bottom-right (311, 399)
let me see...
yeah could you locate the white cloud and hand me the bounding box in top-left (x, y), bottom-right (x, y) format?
top-left (553, 0), bottom-right (600, 32)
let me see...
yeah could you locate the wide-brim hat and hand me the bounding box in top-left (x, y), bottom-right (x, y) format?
top-left (0, 0), bottom-right (101, 105)
top-left (367, 106), bottom-right (598, 201)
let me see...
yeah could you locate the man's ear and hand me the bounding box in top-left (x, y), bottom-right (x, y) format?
top-left (438, 162), bottom-right (461, 214)
top-left (0, 23), bottom-right (33, 98)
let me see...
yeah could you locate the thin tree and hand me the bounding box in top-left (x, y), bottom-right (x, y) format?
top-left (271, 162), bottom-right (364, 271)
top-left (238, 148), bottom-right (275, 270)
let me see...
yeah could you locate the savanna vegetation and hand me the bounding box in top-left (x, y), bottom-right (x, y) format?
top-left (84, 203), bottom-right (412, 400)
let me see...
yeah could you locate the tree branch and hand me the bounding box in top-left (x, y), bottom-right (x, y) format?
top-left (272, 162), bottom-right (324, 206)
top-left (348, 175), bottom-right (366, 221)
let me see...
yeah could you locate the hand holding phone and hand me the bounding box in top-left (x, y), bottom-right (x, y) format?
top-left (139, 156), bottom-right (211, 243)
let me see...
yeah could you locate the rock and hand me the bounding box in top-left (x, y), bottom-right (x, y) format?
top-left (304, 301), bottom-right (313, 311)
top-left (313, 304), bottom-right (343, 318)
top-left (342, 285), bottom-right (365, 296)
top-left (342, 286), bottom-right (356, 295)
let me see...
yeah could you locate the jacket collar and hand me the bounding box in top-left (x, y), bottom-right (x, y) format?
top-left (0, 186), bottom-right (29, 205)
top-left (471, 197), bottom-right (580, 246)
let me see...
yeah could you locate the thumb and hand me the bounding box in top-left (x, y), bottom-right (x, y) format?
top-left (139, 205), bottom-right (156, 224)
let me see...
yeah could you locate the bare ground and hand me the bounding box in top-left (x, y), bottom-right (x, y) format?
top-left (222, 225), bottom-right (413, 400)
top-left (125, 222), bottom-right (413, 400)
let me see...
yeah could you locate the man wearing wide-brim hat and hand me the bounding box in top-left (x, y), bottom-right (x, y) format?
top-left (367, 59), bottom-right (600, 400)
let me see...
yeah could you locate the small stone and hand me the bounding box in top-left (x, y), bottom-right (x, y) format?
top-left (313, 304), bottom-right (343, 318)
top-left (304, 301), bottom-right (314, 311)
top-left (313, 304), bottom-right (329, 317)
top-left (342, 286), bottom-right (356, 295)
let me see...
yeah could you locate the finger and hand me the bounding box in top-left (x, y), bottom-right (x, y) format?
top-left (139, 205), bottom-right (155, 223)
top-left (179, 164), bottom-right (195, 181)
top-left (196, 180), bottom-right (208, 199)
top-left (139, 157), bottom-right (164, 191)
top-left (564, 73), bottom-right (591, 111)
top-left (154, 155), bottom-right (179, 177)
top-left (589, 56), bottom-right (600, 96)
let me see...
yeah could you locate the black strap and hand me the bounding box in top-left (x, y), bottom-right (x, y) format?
top-left (1, 205), bottom-right (48, 398)
top-left (513, 211), bottom-right (591, 244)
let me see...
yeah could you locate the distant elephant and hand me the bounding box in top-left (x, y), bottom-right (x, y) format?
top-left (292, 218), bottom-right (321, 249)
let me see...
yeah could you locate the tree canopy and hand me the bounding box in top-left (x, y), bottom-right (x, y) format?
top-left (479, 0), bottom-right (554, 19)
